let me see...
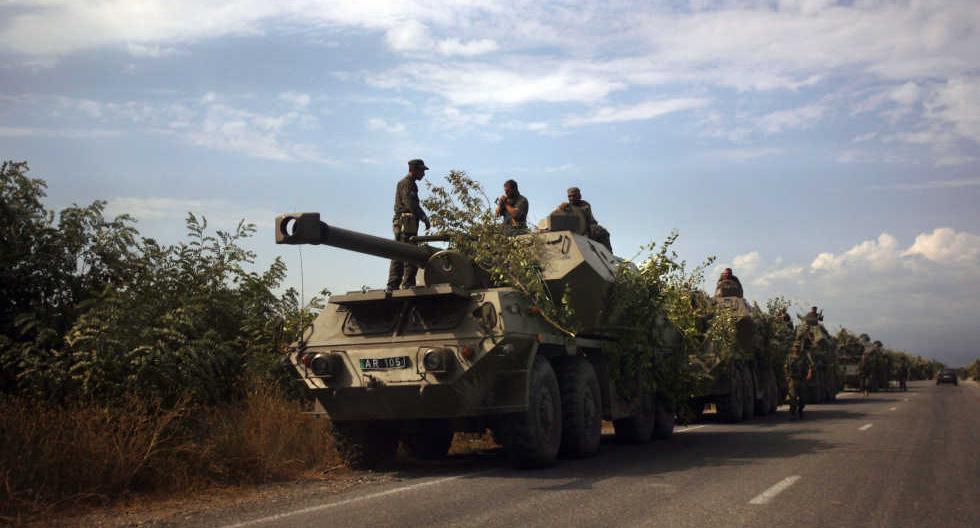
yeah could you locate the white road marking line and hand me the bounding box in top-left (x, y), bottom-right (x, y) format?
top-left (859, 423), bottom-right (873, 431)
top-left (749, 476), bottom-right (802, 505)
top-left (677, 425), bottom-right (707, 433)
top-left (889, 406), bottom-right (897, 411)
top-left (221, 469), bottom-right (498, 528)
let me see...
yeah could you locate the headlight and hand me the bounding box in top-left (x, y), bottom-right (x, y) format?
top-left (423, 348), bottom-right (453, 373)
top-left (310, 353), bottom-right (343, 378)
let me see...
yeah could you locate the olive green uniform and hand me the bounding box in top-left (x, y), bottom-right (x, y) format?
top-left (785, 349), bottom-right (814, 419)
top-left (387, 175), bottom-right (428, 289)
top-left (498, 193), bottom-right (529, 234)
top-left (561, 200), bottom-right (611, 251)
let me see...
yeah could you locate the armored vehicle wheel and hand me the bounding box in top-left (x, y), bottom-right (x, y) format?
top-left (652, 400), bottom-right (675, 440)
top-left (501, 356), bottom-right (562, 468)
top-left (613, 393), bottom-right (656, 444)
top-left (717, 368), bottom-right (744, 423)
top-left (741, 366), bottom-right (755, 420)
top-left (332, 420), bottom-right (400, 470)
top-left (401, 420), bottom-right (454, 460)
top-left (557, 356), bottom-right (602, 458)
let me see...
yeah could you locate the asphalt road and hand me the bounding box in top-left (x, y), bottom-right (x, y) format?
top-left (189, 380), bottom-right (978, 528)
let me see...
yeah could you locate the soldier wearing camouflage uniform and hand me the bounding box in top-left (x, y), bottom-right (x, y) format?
top-left (785, 344), bottom-right (814, 419)
top-left (386, 159), bottom-right (431, 290)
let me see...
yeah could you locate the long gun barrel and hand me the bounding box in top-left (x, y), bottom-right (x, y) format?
top-left (276, 212), bottom-right (434, 265)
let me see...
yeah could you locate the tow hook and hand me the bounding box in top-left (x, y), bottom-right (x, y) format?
top-left (364, 374), bottom-right (384, 390)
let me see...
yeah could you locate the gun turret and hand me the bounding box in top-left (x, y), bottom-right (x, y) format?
top-left (275, 212), bottom-right (487, 289)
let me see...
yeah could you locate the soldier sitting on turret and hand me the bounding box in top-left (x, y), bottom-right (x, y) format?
top-left (804, 306), bottom-right (823, 326)
top-left (555, 186), bottom-right (612, 252)
top-left (714, 267), bottom-right (744, 298)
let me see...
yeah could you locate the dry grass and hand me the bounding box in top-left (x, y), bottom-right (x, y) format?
top-left (0, 383), bottom-right (340, 522)
top-left (448, 431), bottom-right (499, 455)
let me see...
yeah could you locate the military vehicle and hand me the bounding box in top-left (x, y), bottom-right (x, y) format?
top-left (835, 330), bottom-right (865, 390)
top-left (275, 211), bottom-right (682, 469)
top-left (792, 312), bottom-right (840, 402)
top-left (688, 292), bottom-right (782, 422)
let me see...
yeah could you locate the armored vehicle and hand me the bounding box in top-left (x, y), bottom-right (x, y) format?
top-left (689, 293), bottom-right (781, 422)
top-left (276, 211), bottom-right (681, 469)
top-left (793, 313), bottom-right (840, 402)
top-left (835, 330), bottom-right (865, 390)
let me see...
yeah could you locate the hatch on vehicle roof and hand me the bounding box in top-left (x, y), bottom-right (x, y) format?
top-left (329, 284), bottom-right (469, 305)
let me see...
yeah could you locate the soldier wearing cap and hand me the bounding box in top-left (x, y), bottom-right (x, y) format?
top-left (496, 179), bottom-right (529, 234)
top-left (387, 159), bottom-right (431, 290)
top-left (555, 186), bottom-right (612, 251)
top-left (714, 267), bottom-right (744, 298)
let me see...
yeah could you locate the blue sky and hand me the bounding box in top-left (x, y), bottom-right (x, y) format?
top-left (1, 1), bottom-right (978, 365)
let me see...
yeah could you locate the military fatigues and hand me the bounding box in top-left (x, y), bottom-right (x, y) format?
top-left (387, 175), bottom-right (428, 290)
top-left (714, 276), bottom-right (744, 298)
top-left (563, 200), bottom-right (612, 251)
top-left (785, 349), bottom-right (814, 419)
top-left (498, 193), bottom-right (529, 234)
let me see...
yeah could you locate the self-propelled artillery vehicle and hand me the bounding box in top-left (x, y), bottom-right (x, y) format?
top-left (276, 211), bottom-right (682, 469)
top-left (689, 292), bottom-right (782, 422)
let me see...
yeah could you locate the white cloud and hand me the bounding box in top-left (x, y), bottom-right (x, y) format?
top-left (809, 233), bottom-right (900, 273)
top-left (732, 251), bottom-right (761, 275)
top-left (370, 62), bottom-right (624, 107)
top-left (757, 103), bottom-right (826, 134)
top-left (564, 98), bottom-right (708, 127)
top-left (901, 227), bottom-right (980, 265)
top-left (278, 91), bottom-right (311, 108)
top-left (436, 38), bottom-right (498, 57)
top-left (384, 20), bottom-right (433, 53)
top-left (106, 196), bottom-right (276, 227)
top-left (889, 82), bottom-right (920, 106)
top-left (871, 177), bottom-right (980, 191)
top-left (0, 126), bottom-right (121, 139)
top-left (366, 117), bottom-right (406, 134)
top-left (126, 42), bottom-right (181, 58)
top-left (710, 147), bottom-right (782, 161)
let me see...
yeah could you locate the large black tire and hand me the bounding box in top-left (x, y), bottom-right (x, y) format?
top-left (557, 356), bottom-right (602, 458)
top-left (501, 356), bottom-right (562, 468)
top-left (652, 399), bottom-right (675, 440)
top-left (741, 366), bottom-right (756, 421)
top-left (614, 393), bottom-right (656, 443)
top-left (332, 421), bottom-right (400, 470)
top-left (401, 420), bottom-right (454, 460)
top-left (717, 368), bottom-right (744, 423)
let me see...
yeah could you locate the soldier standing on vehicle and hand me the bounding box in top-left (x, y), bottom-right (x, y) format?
top-left (495, 179), bottom-right (529, 234)
top-left (785, 344), bottom-right (814, 419)
top-left (555, 186), bottom-right (612, 251)
top-left (714, 267), bottom-right (744, 298)
top-left (386, 159), bottom-right (431, 291)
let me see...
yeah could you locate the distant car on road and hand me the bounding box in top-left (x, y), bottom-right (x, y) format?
top-left (936, 369), bottom-right (958, 385)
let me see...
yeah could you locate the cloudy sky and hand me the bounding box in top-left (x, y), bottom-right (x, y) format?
top-left (1, 0), bottom-right (978, 365)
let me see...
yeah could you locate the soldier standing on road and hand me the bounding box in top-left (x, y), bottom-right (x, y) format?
top-left (495, 179), bottom-right (529, 234)
top-left (785, 344), bottom-right (814, 420)
top-left (386, 159), bottom-right (431, 291)
top-left (555, 186), bottom-right (612, 251)
top-left (714, 267), bottom-right (744, 298)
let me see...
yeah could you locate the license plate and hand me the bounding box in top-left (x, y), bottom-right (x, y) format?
top-left (359, 356), bottom-right (410, 371)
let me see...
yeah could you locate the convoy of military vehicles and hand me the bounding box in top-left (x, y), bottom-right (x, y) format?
top-left (275, 208), bottom-right (930, 470)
